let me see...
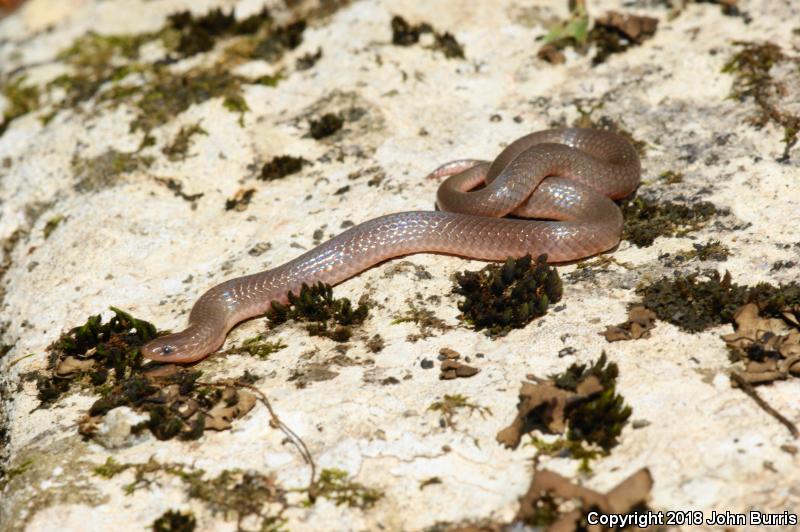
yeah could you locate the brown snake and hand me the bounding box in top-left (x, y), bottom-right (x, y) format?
top-left (141, 128), bottom-right (641, 363)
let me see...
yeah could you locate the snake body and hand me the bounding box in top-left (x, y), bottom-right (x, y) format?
top-left (141, 128), bottom-right (641, 363)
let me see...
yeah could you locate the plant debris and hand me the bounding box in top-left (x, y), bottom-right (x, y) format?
top-left (428, 394), bottom-right (491, 430)
top-left (589, 11), bottom-right (659, 65)
top-left (724, 302), bottom-right (800, 389)
top-left (437, 347), bottom-right (479, 380)
top-left (390, 15), bottom-right (465, 59)
top-left (497, 353), bottom-right (630, 453)
top-left (267, 282), bottom-right (369, 343)
top-left (454, 254), bottom-right (562, 337)
top-left (516, 467), bottom-right (653, 530)
top-left (622, 197), bottom-right (721, 247)
top-left (723, 41), bottom-right (800, 162)
top-left (30, 308), bottom-right (256, 442)
top-left (537, 2), bottom-right (657, 65)
top-left (602, 306), bottom-right (657, 342)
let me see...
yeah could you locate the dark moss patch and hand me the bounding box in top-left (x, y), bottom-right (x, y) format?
top-left (162, 122), bottom-right (208, 162)
top-left (723, 41), bottom-right (800, 162)
top-left (267, 282), bottom-right (369, 343)
top-left (390, 15), bottom-right (465, 59)
top-left (309, 112), bottom-right (344, 139)
top-left (658, 240), bottom-right (730, 267)
top-left (249, 20), bottom-right (307, 62)
top-left (296, 47), bottom-right (323, 71)
top-left (167, 7), bottom-right (273, 58)
top-left (225, 188), bottom-right (255, 211)
top-left (637, 270), bottom-right (800, 333)
top-left (152, 509), bottom-right (196, 532)
top-left (453, 254), bottom-right (562, 337)
top-left (260, 155), bottom-right (307, 180)
top-left (71, 149), bottom-right (154, 192)
top-left (154, 177), bottom-right (205, 204)
top-left (622, 197), bottom-right (721, 247)
top-left (31, 308), bottom-right (256, 441)
top-left (0, 75), bottom-right (41, 136)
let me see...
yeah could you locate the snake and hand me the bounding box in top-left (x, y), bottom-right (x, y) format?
top-left (141, 128), bottom-right (641, 363)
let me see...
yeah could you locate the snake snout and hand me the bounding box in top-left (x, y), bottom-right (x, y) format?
top-left (141, 336), bottom-right (194, 363)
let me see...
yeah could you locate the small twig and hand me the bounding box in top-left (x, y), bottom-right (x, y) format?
top-left (731, 372), bottom-right (798, 438)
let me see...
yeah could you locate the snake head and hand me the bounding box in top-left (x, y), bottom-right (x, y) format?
top-left (140, 334), bottom-right (201, 364)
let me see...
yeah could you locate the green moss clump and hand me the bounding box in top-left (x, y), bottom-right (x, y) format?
top-left (723, 41), bottom-right (800, 161)
top-left (0, 75), bottom-right (41, 136)
top-left (659, 170), bottom-right (684, 184)
top-left (637, 271), bottom-right (745, 332)
top-left (638, 270), bottom-right (800, 332)
top-left (113, 68), bottom-right (250, 134)
top-left (95, 458), bottom-right (288, 529)
top-left (267, 282), bottom-right (369, 342)
top-left (152, 510), bottom-right (196, 532)
top-left (553, 353), bottom-right (631, 451)
top-left (427, 394), bottom-right (491, 429)
top-left (260, 155), bottom-right (307, 180)
top-left (42, 215), bottom-right (66, 239)
top-left (312, 468), bottom-right (383, 510)
top-left (228, 334), bottom-right (287, 359)
top-left (34, 309), bottom-right (256, 441)
top-left (622, 197), bottom-right (721, 247)
top-left (454, 254), bottom-right (562, 337)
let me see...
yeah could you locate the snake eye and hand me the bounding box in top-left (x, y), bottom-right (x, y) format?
top-left (162, 345), bottom-right (174, 355)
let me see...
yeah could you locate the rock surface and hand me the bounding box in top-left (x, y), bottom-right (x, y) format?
top-left (1, 0), bottom-right (800, 530)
